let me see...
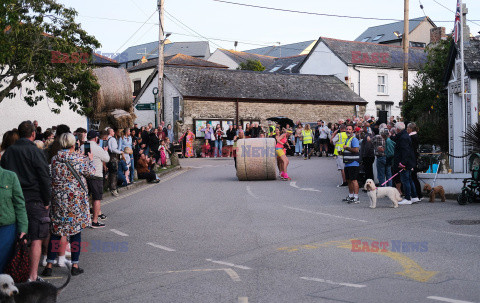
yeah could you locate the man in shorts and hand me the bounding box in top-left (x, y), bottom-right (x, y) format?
top-left (342, 125), bottom-right (360, 204)
top-left (1, 121), bottom-right (51, 282)
top-left (86, 131), bottom-right (110, 228)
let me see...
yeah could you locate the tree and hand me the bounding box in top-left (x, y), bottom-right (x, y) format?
top-left (402, 38), bottom-right (452, 151)
top-left (0, 0), bottom-right (101, 115)
top-left (237, 59), bottom-right (265, 71)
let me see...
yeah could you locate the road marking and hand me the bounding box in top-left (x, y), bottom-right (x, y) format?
top-left (110, 229), bottom-right (129, 237)
top-left (284, 206), bottom-right (368, 223)
top-left (290, 181), bottom-right (321, 192)
top-left (42, 276), bottom-right (64, 280)
top-left (102, 169), bottom-right (187, 206)
top-left (300, 276), bottom-right (366, 288)
top-left (147, 242), bottom-right (176, 252)
top-left (206, 259), bottom-right (251, 270)
top-left (279, 238), bottom-right (439, 282)
top-left (246, 186), bottom-right (259, 199)
top-left (149, 268), bottom-right (241, 282)
top-left (427, 296), bottom-right (475, 303)
top-left (238, 297), bottom-right (248, 303)
top-left (438, 231), bottom-right (480, 239)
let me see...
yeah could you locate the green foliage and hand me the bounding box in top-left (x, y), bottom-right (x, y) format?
top-left (402, 38), bottom-right (452, 151)
top-left (0, 0), bottom-right (101, 115)
top-left (237, 59), bottom-right (265, 71)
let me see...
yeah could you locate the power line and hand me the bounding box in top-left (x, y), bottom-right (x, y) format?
top-left (212, 0), bottom-right (480, 23)
top-left (114, 10), bottom-right (157, 54)
top-left (431, 0), bottom-right (480, 27)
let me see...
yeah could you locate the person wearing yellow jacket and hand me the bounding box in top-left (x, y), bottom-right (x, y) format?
top-left (301, 124), bottom-right (314, 160)
top-left (331, 124), bottom-right (348, 187)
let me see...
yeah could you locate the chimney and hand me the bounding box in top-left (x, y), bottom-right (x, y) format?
top-left (430, 27), bottom-right (446, 44)
top-left (462, 3), bottom-right (471, 42)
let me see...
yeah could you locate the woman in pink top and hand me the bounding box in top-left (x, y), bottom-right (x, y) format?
top-left (275, 127), bottom-right (292, 180)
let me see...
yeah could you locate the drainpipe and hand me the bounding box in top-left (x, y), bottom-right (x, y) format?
top-left (353, 65), bottom-right (361, 97)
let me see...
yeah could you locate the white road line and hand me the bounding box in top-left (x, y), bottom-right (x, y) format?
top-left (102, 169), bottom-right (187, 206)
top-left (224, 268), bottom-right (241, 282)
top-left (147, 242), bottom-right (176, 252)
top-left (300, 277), bottom-right (366, 288)
top-left (290, 181), bottom-right (321, 192)
top-left (427, 296), bottom-right (474, 303)
top-left (110, 229), bottom-right (129, 237)
top-left (284, 206), bottom-right (369, 223)
top-left (206, 259), bottom-right (251, 270)
top-left (439, 231), bottom-right (480, 239)
top-left (246, 186), bottom-right (259, 199)
top-left (238, 297), bottom-right (249, 303)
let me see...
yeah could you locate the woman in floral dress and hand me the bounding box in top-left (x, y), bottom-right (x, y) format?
top-left (180, 127), bottom-right (195, 158)
top-left (42, 133), bottom-right (95, 276)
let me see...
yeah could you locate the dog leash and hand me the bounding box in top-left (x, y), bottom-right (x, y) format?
top-left (381, 168), bottom-right (405, 187)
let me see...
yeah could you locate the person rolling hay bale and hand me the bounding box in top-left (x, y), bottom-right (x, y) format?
top-left (90, 67), bottom-right (135, 129)
top-left (236, 138), bottom-right (277, 181)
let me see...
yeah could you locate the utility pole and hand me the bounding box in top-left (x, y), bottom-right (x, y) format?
top-left (157, 0), bottom-right (165, 127)
top-left (402, 0), bottom-right (409, 104)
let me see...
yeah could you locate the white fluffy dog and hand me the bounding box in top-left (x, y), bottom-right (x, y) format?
top-left (0, 274), bottom-right (18, 303)
top-left (364, 179), bottom-right (401, 208)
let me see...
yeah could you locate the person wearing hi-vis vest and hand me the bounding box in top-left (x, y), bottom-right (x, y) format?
top-left (331, 124), bottom-right (348, 187)
top-left (301, 124), bottom-right (314, 160)
top-left (342, 125), bottom-right (360, 204)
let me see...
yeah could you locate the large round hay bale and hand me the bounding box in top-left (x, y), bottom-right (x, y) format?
top-left (236, 138), bottom-right (277, 181)
top-left (92, 67), bottom-right (132, 114)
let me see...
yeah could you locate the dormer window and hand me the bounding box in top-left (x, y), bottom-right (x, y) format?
top-left (361, 37), bottom-right (371, 42)
top-left (372, 34), bottom-right (384, 42)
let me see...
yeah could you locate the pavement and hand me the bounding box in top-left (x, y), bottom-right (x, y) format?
top-left (45, 156), bottom-right (480, 303)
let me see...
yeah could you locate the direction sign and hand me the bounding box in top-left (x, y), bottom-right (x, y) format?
top-left (135, 103), bottom-right (155, 110)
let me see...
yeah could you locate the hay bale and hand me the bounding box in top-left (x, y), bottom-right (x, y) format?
top-left (107, 109), bottom-right (136, 129)
top-left (92, 67), bottom-right (132, 116)
top-left (236, 138), bottom-right (277, 181)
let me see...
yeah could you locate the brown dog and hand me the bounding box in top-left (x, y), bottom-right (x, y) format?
top-left (423, 184), bottom-right (446, 202)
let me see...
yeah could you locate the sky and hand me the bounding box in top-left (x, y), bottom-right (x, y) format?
top-left (56, 0), bottom-right (480, 56)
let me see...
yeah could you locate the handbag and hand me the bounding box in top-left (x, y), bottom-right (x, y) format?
top-left (4, 235), bottom-right (30, 283)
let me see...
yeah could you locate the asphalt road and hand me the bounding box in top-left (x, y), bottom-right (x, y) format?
top-left (50, 156), bottom-right (480, 303)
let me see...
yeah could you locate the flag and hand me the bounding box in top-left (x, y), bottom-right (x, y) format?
top-left (453, 0), bottom-right (461, 43)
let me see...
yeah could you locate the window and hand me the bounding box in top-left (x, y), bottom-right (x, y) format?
top-left (377, 74), bottom-right (387, 94)
top-left (361, 37), bottom-right (371, 42)
top-left (375, 101), bottom-right (393, 118)
top-left (133, 80), bottom-right (141, 96)
top-left (284, 63), bottom-right (298, 72)
top-left (269, 65), bottom-right (282, 72)
top-left (372, 34), bottom-right (384, 42)
top-left (410, 41), bottom-right (426, 48)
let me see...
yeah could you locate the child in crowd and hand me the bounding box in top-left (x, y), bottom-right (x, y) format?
top-left (159, 140), bottom-right (167, 169)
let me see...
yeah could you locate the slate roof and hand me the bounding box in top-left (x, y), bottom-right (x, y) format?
top-left (115, 41), bottom-right (210, 63)
top-left (243, 40), bottom-right (316, 57)
top-left (217, 49), bottom-right (275, 68)
top-left (444, 40), bottom-right (480, 84)
top-left (355, 17), bottom-right (435, 44)
top-left (91, 53), bottom-right (119, 66)
top-left (302, 37), bottom-right (427, 70)
top-left (127, 54), bottom-right (228, 73)
top-left (144, 66), bottom-right (366, 104)
top-left (264, 55), bottom-right (307, 73)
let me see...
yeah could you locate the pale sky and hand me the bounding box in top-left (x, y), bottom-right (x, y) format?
top-left (56, 0), bottom-right (480, 55)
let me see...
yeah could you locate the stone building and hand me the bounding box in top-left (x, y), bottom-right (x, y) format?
top-left (133, 65), bottom-right (367, 141)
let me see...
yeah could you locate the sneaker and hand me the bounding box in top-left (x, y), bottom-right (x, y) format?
top-left (348, 197), bottom-right (360, 204)
top-left (41, 267), bottom-right (52, 277)
top-left (28, 276), bottom-right (46, 282)
top-left (91, 221), bottom-right (106, 229)
top-left (411, 197), bottom-right (421, 203)
top-left (149, 179), bottom-right (160, 183)
top-left (398, 199), bottom-right (413, 205)
top-left (337, 182), bottom-right (348, 187)
top-left (162, 167), bottom-right (167, 169)
top-left (98, 213), bottom-right (107, 220)
top-left (71, 266), bottom-right (84, 276)
top-left (111, 190), bottom-right (119, 197)
top-left (342, 196), bottom-right (353, 202)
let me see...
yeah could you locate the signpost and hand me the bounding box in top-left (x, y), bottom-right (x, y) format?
top-left (135, 103), bottom-right (155, 110)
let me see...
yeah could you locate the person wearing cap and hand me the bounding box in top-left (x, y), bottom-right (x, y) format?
top-left (86, 130), bottom-right (109, 228)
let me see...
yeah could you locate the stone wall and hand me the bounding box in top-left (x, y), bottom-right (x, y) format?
top-left (180, 98), bottom-right (365, 137)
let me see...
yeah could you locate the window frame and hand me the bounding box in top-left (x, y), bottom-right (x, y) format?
top-left (377, 74), bottom-right (388, 95)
